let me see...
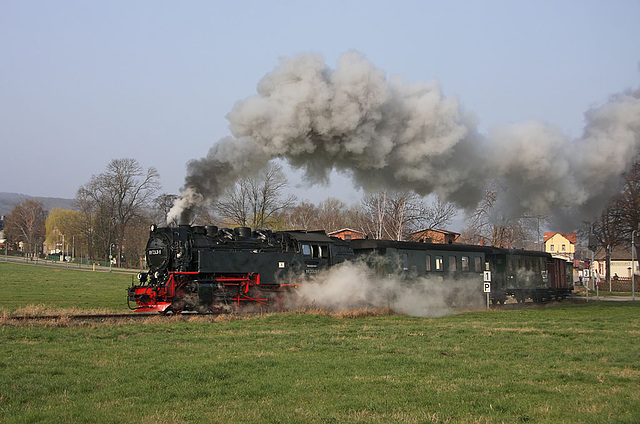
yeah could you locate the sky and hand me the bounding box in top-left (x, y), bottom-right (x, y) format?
top-left (1, 0), bottom-right (639, 207)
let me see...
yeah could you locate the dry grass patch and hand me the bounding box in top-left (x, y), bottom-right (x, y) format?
top-left (287, 306), bottom-right (393, 318)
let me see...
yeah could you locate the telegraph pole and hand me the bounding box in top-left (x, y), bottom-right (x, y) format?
top-left (588, 233), bottom-right (599, 301)
top-left (633, 230), bottom-right (637, 301)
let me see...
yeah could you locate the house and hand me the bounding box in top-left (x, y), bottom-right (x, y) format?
top-left (593, 245), bottom-right (639, 280)
top-left (544, 232), bottom-right (577, 261)
top-left (408, 229), bottom-right (460, 244)
top-left (328, 228), bottom-right (365, 241)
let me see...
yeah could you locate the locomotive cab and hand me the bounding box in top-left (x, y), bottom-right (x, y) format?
top-left (287, 231), bottom-right (347, 274)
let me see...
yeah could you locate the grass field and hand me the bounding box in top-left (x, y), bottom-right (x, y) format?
top-left (1, 261), bottom-right (639, 423)
top-left (0, 260), bottom-right (135, 314)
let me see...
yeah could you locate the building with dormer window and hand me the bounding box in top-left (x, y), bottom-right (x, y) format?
top-left (544, 232), bottom-right (577, 261)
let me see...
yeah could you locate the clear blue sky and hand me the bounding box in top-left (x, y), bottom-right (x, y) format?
top-left (1, 0), bottom-right (639, 204)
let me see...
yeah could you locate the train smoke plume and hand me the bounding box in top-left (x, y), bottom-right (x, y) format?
top-left (168, 50), bottom-right (640, 224)
top-left (288, 261), bottom-right (484, 317)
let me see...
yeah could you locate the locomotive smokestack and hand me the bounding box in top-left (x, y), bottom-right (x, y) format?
top-left (169, 51), bottom-right (640, 225)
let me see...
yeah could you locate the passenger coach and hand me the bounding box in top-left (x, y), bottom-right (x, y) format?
top-left (349, 238), bottom-right (488, 277)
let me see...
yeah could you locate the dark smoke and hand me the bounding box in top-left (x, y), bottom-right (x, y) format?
top-left (168, 50), bottom-right (640, 225)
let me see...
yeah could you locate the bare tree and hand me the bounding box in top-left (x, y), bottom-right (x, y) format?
top-left (76, 158), bottom-right (160, 266)
top-left (316, 197), bottom-right (350, 233)
top-left (4, 199), bottom-right (47, 256)
top-left (461, 184), bottom-right (534, 247)
top-left (583, 160), bottom-right (640, 250)
top-left (216, 178), bottom-right (251, 227)
top-left (615, 160), bottom-right (640, 241)
top-left (419, 197), bottom-right (459, 231)
top-left (387, 191), bottom-right (440, 240)
top-left (359, 191), bottom-right (388, 239)
top-left (357, 191), bottom-right (458, 240)
top-left (580, 160), bottom-right (640, 283)
top-left (152, 194), bottom-right (180, 226)
top-left (74, 187), bottom-right (99, 260)
top-left (286, 201), bottom-right (319, 230)
top-left (215, 162), bottom-right (297, 229)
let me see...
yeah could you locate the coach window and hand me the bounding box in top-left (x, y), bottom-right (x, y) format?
top-left (312, 245), bottom-right (320, 258)
top-left (475, 257), bottom-right (482, 272)
top-left (435, 256), bottom-right (443, 271)
top-left (462, 256), bottom-right (470, 272)
top-left (426, 255), bottom-right (431, 271)
top-left (448, 256), bottom-right (457, 272)
top-left (310, 245), bottom-right (327, 259)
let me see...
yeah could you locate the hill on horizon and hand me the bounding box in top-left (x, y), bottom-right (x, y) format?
top-left (0, 192), bottom-right (76, 217)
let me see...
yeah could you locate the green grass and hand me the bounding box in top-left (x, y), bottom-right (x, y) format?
top-left (0, 261), bottom-right (639, 423)
top-left (0, 260), bottom-right (135, 313)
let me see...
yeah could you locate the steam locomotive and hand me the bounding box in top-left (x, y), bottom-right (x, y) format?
top-left (127, 224), bottom-right (354, 313)
top-left (127, 224), bottom-right (573, 313)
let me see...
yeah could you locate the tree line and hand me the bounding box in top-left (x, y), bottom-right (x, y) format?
top-left (3, 157), bottom-right (638, 267)
top-left (0, 159), bottom-right (458, 267)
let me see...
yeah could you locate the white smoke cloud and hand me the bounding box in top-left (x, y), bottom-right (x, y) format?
top-left (288, 261), bottom-right (484, 318)
top-left (169, 50), bottom-right (640, 225)
top-left (485, 88), bottom-right (640, 225)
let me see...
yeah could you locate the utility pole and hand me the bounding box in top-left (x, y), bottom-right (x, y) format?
top-left (633, 230), bottom-right (637, 301)
top-left (588, 233), bottom-right (599, 301)
top-left (606, 245), bottom-right (611, 293)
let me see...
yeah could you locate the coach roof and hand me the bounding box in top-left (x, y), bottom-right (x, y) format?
top-left (350, 238), bottom-right (488, 253)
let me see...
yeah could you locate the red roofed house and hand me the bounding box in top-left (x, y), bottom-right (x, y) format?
top-left (328, 228), bottom-right (365, 241)
top-left (408, 229), bottom-right (460, 244)
top-left (544, 232), bottom-right (577, 262)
